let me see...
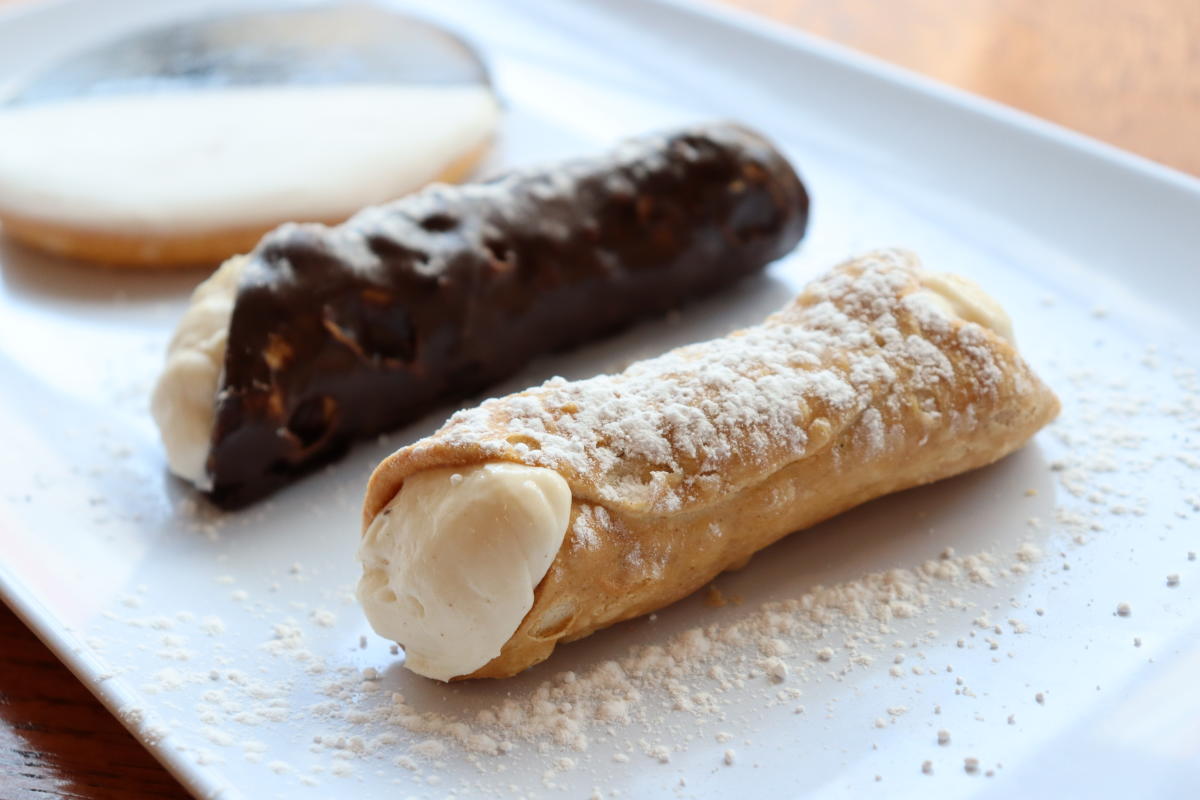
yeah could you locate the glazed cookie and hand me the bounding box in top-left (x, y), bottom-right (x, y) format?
top-left (0, 85), bottom-right (498, 267)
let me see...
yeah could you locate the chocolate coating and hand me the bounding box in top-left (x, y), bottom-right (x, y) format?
top-left (208, 122), bottom-right (809, 507)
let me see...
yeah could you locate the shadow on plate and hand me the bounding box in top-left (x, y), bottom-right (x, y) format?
top-left (0, 235), bottom-right (204, 305)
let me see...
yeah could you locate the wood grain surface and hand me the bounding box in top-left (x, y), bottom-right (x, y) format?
top-left (0, 1), bottom-right (1197, 798)
top-left (724, 0), bottom-right (1200, 176)
top-left (0, 613), bottom-right (190, 799)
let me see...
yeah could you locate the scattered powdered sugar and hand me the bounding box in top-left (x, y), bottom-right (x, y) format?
top-left (280, 544), bottom-right (1039, 772)
top-left (762, 656), bottom-right (789, 683)
top-left (310, 609), bottom-right (337, 628)
top-left (1015, 543), bottom-right (1042, 563)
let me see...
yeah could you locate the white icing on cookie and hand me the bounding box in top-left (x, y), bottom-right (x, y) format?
top-left (0, 84), bottom-right (497, 234)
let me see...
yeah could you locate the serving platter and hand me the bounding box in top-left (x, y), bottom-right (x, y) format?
top-left (1, 0), bottom-right (1199, 797)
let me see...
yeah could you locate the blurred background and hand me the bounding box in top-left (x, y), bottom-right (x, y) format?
top-left (728, 0), bottom-right (1200, 175)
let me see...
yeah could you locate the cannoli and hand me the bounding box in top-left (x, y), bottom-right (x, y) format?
top-left (151, 123), bottom-right (809, 507)
top-left (358, 249), bottom-right (1060, 681)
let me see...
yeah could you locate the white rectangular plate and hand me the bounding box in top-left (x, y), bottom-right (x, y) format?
top-left (2, 1), bottom-right (1199, 798)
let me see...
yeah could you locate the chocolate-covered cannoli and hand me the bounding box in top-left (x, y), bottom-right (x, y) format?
top-left (150, 123), bottom-right (809, 508)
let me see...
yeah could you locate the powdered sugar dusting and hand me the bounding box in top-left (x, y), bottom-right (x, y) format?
top-left (425, 250), bottom-right (1008, 514)
top-left (299, 544), bottom-right (1033, 768)
top-left (570, 504), bottom-right (607, 551)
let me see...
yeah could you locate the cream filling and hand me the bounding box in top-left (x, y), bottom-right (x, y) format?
top-left (357, 463), bottom-right (572, 681)
top-left (916, 272), bottom-right (1014, 341)
top-left (149, 256), bottom-right (246, 488)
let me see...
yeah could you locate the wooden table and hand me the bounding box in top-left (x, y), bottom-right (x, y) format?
top-left (1, 0), bottom-right (1197, 797)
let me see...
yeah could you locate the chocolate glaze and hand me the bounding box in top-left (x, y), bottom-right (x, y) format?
top-left (207, 123), bottom-right (809, 507)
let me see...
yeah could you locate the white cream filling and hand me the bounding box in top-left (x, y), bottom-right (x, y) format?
top-left (149, 256), bottom-right (246, 488)
top-left (357, 463), bottom-right (572, 681)
top-left (917, 272), bottom-right (1014, 341)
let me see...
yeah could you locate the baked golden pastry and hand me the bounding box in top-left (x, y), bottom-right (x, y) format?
top-left (358, 249), bottom-right (1060, 680)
